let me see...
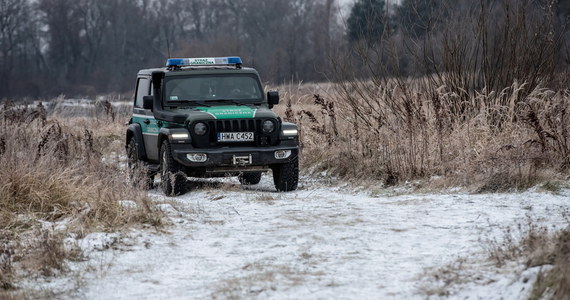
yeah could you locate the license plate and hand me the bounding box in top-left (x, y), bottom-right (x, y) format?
top-left (217, 132), bottom-right (254, 142)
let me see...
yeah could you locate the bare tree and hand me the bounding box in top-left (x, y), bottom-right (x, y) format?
top-left (1, 0), bottom-right (345, 97)
top-left (0, 0), bottom-right (36, 97)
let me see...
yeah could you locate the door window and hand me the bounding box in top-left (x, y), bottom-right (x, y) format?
top-left (135, 77), bottom-right (150, 108)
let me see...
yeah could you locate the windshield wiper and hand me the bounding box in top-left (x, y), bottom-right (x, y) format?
top-left (168, 100), bottom-right (211, 107)
top-left (190, 100), bottom-right (211, 107)
top-left (209, 99), bottom-right (245, 106)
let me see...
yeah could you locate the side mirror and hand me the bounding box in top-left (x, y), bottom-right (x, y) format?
top-left (143, 95), bottom-right (153, 110)
top-left (267, 91), bottom-right (279, 108)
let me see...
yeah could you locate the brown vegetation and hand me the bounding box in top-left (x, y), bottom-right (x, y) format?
top-left (279, 82), bottom-right (569, 190)
top-left (0, 101), bottom-right (161, 293)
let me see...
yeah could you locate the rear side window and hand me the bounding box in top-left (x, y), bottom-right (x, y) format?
top-left (135, 77), bottom-right (150, 108)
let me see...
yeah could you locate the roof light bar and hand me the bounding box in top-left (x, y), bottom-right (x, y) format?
top-left (166, 56), bottom-right (242, 68)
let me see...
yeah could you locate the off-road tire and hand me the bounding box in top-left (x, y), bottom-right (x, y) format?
top-left (160, 140), bottom-right (186, 196)
top-left (272, 157), bottom-right (299, 192)
top-left (127, 138), bottom-right (154, 189)
top-left (238, 172), bottom-right (262, 185)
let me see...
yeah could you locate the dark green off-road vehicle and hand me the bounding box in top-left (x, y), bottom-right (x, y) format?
top-left (126, 57), bottom-right (299, 196)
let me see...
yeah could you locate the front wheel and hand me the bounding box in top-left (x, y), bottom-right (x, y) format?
top-left (160, 140), bottom-right (187, 196)
top-left (271, 157), bottom-right (299, 192)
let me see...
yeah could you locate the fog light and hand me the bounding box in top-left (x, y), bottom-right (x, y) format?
top-left (282, 129), bottom-right (298, 136)
top-left (187, 153), bottom-right (207, 162)
top-left (170, 133), bottom-right (189, 140)
top-left (274, 150), bottom-right (292, 159)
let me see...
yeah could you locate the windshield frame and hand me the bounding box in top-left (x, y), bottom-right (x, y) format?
top-left (162, 73), bottom-right (265, 108)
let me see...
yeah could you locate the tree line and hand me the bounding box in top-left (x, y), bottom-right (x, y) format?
top-left (0, 0), bottom-right (568, 99)
top-left (0, 0), bottom-right (341, 98)
top-left (344, 0), bottom-right (569, 95)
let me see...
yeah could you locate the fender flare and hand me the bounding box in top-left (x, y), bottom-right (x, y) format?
top-left (126, 123), bottom-right (148, 161)
top-left (157, 127), bottom-right (193, 150)
top-left (279, 122), bottom-right (299, 142)
top-left (157, 127), bottom-right (173, 150)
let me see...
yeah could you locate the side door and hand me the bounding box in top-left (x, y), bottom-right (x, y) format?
top-left (132, 76), bottom-right (160, 163)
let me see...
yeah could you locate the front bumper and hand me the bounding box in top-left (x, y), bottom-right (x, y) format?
top-left (170, 142), bottom-right (298, 168)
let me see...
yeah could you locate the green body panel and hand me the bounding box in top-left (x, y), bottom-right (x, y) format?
top-left (132, 115), bottom-right (183, 133)
top-left (161, 106), bottom-right (278, 124)
top-left (249, 107), bottom-right (277, 119)
top-left (195, 105), bottom-right (256, 119)
top-left (132, 115), bottom-right (158, 134)
top-left (132, 106), bottom-right (276, 133)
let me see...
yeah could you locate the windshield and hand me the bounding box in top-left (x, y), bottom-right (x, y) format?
top-left (164, 74), bottom-right (263, 106)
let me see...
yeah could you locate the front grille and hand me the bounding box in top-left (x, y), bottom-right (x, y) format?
top-left (208, 119), bottom-right (259, 133)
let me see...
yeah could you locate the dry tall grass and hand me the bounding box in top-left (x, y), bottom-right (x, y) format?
top-left (278, 81), bottom-right (569, 190)
top-left (0, 100), bottom-right (160, 292)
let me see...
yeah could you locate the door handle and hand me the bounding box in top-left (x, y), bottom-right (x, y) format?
top-left (143, 119), bottom-right (150, 125)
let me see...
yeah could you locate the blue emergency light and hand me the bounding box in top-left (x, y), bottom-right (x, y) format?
top-left (166, 56), bottom-right (242, 68)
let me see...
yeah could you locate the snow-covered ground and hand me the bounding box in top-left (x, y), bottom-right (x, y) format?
top-left (40, 176), bottom-right (569, 299)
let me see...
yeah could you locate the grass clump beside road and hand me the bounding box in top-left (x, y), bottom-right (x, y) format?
top-left (418, 218), bottom-right (570, 299)
top-left (0, 101), bottom-right (162, 293)
top-left (526, 227), bottom-right (570, 300)
top-left (487, 219), bottom-right (570, 300)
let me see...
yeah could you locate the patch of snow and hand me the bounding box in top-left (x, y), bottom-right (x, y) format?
top-left (432, 264), bottom-right (554, 300)
top-left (32, 178), bottom-right (570, 299)
top-left (76, 232), bottom-right (123, 252)
top-left (118, 200), bottom-right (138, 209)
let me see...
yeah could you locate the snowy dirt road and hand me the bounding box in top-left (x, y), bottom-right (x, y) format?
top-left (66, 176), bottom-right (568, 299)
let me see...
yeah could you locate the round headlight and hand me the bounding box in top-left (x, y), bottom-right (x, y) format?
top-left (194, 122), bottom-right (207, 135)
top-left (262, 120), bottom-right (275, 133)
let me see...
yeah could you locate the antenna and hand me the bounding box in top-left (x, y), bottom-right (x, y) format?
top-left (165, 28), bottom-right (171, 58)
